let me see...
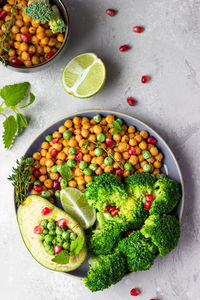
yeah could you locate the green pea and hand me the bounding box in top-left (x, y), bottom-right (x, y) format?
top-left (46, 247), bottom-right (54, 255)
top-left (52, 238), bottom-right (57, 245)
top-left (104, 157), bottom-right (113, 166)
top-left (49, 230), bottom-right (56, 236)
top-left (89, 163), bottom-right (97, 171)
top-left (83, 168), bottom-right (92, 176)
top-left (41, 191), bottom-right (51, 199)
top-left (63, 130), bottom-right (72, 139)
top-left (43, 242), bottom-right (51, 250)
top-left (40, 219), bottom-right (48, 228)
top-left (45, 135), bottom-right (53, 142)
top-left (143, 151), bottom-right (151, 160)
top-left (51, 165), bottom-right (57, 173)
top-left (97, 133), bottom-right (105, 142)
top-left (47, 222), bottom-right (55, 230)
top-left (62, 231), bottom-right (70, 240)
top-left (26, 157), bottom-right (34, 166)
top-left (43, 229), bottom-right (49, 235)
top-left (70, 232), bottom-right (77, 240)
top-left (57, 241), bottom-right (63, 247)
top-left (79, 161), bottom-right (88, 170)
top-left (63, 242), bottom-right (70, 250)
top-left (124, 163), bottom-right (133, 171)
top-left (143, 164), bottom-right (152, 173)
top-left (60, 179), bottom-right (67, 188)
top-left (38, 233), bottom-right (45, 241)
top-left (116, 119), bottom-right (123, 126)
top-left (45, 234), bottom-right (54, 244)
top-left (67, 160), bottom-right (76, 168)
top-left (93, 114), bottom-right (101, 123)
top-left (56, 164), bottom-right (63, 173)
top-left (57, 235), bottom-right (63, 243)
top-left (69, 147), bottom-right (76, 155)
top-left (55, 190), bottom-right (60, 198)
top-left (34, 180), bottom-right (41, 186)
top-left (56, 227), bottom-right (63, 235)
top-left (94, 148), bottom-right (103, 156)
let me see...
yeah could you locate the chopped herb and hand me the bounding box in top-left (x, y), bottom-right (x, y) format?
top-left (51, 250), bottom-right (69, 264)
top-left (111, 120), bottom-right (122, 135)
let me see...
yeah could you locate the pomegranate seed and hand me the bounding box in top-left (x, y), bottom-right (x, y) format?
top-left (53, 181), bottom-right (60, 190)
top-left (127, 97), bottom-right (136, 106)
top-left (144, 201), bottom-right (151, 210)
top-left (54, 245), bottom-right (62, 254)
top-left (150, 299), bottom-right (157, 300)
top-left (28, 184), bottom-right (33, 191)
top-left (147, 136), bottom-right (156, 144)
top-left (20, 33), bottom-right (31, 43)
top-left (75, 152), bottom-right (83, 162)
top-left (52, 137), bottom-right (59, 144)
top-left (119, 44), bottom-right (130, 52)
top-left (33, 169), bottom-right (41, 178)
top-left (11, 58), bottom-right (23, 66)
top-left (104, 205), bottom-right (111, 213)
top-left (110, 206), bottom-right (117, 212)
top-left (128, 146), bottom-right (136, 155)
top-left (145, 194), bottom-right (155, 202)
top-left (130, 288), bottom-right (140, 296)
top-left (111, 209), bottom-right (119, 217)
top-left (57, 218), bottom-right (67, 228)
top-left (115, 168), bottom-right (124, 176)
top-left (0, 10), bottom-right (7, 20)
top-left (106, 8), bottom-right (117, 16)
top-left (51, 148), bottom-right (58, 158)
top-left (34, 185), bottom-right (43, 193)
top-left (58, 176), bottom-right (63, 183)
top-left (41, 207), bottom-right (51, 215)
top-left (126, 230), bottom-right (134, 237)
top-left (105, 138), bottom-right (114, 147)
top-left (133, 26), bottom-right (144, 33)
top-left (33, 225), bottom-right (43, 234)
top-left (141, 75), bottom-right (151, 83)
top-left (47, 51), bottom-right (56, 59)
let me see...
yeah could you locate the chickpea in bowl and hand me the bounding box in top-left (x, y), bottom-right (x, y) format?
top-left (0, 0), bottom-right (70, 71)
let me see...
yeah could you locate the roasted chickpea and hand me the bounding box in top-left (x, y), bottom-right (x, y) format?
top-left (8, 48), bottom-right (15, 57)
top-left (77, 176), bottom-right (85, 186)
top-left (31, 189), bottom-right (39, 195)
top-left (48, 37), bottom-right (57, 46)
top-left (57, 33), bottom-right (64, 42)
top-left (150, 146), bottom-right (159, 156)
top-left (96, 156), bottom-right (104, 165)
top-left (155, 153), bottom-right (163, 161)
top-left (122, 151), bottom-right (130, 160)
top-left (31, 35), bottom-right (39, 45)
top-left (39, 175), bottom-right (47, 182)
top-left (16, 19), bottom-right (23, 27)
top-left (40, 157), bottom-right (46, 166)
top-left (21, 51), bottom-right (30, 61)
top-left (83, 154), bottom-right (91, 163)
top-left (39, 166), bottom-right (47, 175)
top-left (65, 119), bottom-right (73, 127)
top-left (45, 159), bottom-right (54, 168)
top-left (21, 26), bottom-right (29, 33)
top-left (49, 172), bottom-right (59, 180)
top-left (32, 55), bottom-right (40, 65)
top-left (33, 160), bottom-right (40, 169)
top-left (139, 141), bottom-right (147, 150)
top-left (68, 180), bottom-right (77, 187)
top-left (33, 152), bottom-right (41, 160)
top-left (55, 41), bottom-right (62, 49)
top-left (113, 134), bottom-right (121, 142)
top-left (44, 179), bottom-right (53, 189)
top-left (11, 25), bottom-right (19, 34)
top-left (153, 169), bottom-right (160, 175)
top-left (40, 37), bottom-right (49, 46)
top-left (93, 125), bottom-right (102, 135)
top-left (114, 152), bottom-right (122, 162)
top-left (29, 27), bottom-right (36, 34)
top-left (106, 115), bottom-right (115, 124)
top-left (81, 129), bottom-right (89, 138)
top-left (140, 130), bottom-right (148, 139)
top-left (23, 14), bottom-right (32, 23)
top-left (135, 134), bottom-right (142, 142)
top-left (20, 42), bottom-right (28, 52)
top-left (118, 142), bottom-right (128, 152)
top-left (74, 168), bottom-right (83, 177)
top-left (154, 160), bottom-right (162, 169)
top-left (57, 152), bottom-right (66, 160)
top-left (129, 155), bottom-right (139, 165)
top-left (95, 167), bottom-right (103, 175)
top-left (104, 165), bottom-right (113, 173)
top-left (32, 20), bottom-right (39, 28)
top-left (128, 126), bottom-right (136, 133)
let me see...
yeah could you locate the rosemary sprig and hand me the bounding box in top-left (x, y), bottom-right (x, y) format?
top-left (8, 157), bottom-right (31, 207)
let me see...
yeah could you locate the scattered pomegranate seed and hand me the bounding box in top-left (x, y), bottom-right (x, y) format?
top-left (105, 138), bottom-right (114, 147)
top-left (111, 209), bottom-right (119, 217)
top-left (52, 137), bottom-right (59, 144)
top-left (144, 201), bottom-right (151, 210)
top-left (53, 181), bottom-right (60, 190)
top-left (130, 288), bottom-right (141, 296)
top-left (126, 230), bottom-right (134, 237)
top-left (147, 136), bottom-right (156, 144)
top-left (141, 75), bottom-right (151, 83)
top-left (127, 97), bottom-right (136, 106)
top-left (33, 225), bottom-right (43, 234)
top-left (54, 245), bottom-right (62, 254)
top-left (41, 207), bottom-right (51, 215)
top-left (20, 33), bottom-right (31, 43)
top-left (11, 58), bottom-right (23, 66)
top-left (104, 205), bottom-right (111, 213)
top-left (47, 51), bottom-right (56, 59)
top-left (75, 152), bottom-right (83, 162)
top-left (34, 185), bottom-right (43, 193)
top-left (110, 206), bottom-right (117, 212)
top-left (51, 148), bottom-right (58, 158)
top-left (115, 168), bottom-right (124, 176)
top-left (145, 194), bottom-right (155, 202)
top-left (119, 44), bottom-right (130, 52)
top-left (57, 218), bottom-right (67, 228)
top-left (33, 169), bottom-right (40, 178)
top-left (28, 184), bottom-right (33, 191)
top-left (106, 8), bottom-right (117, 16)
top-left (58, 176), bottom-right (63, 183)
top-left (0, 10), bottom-right (7, 20)
top-left (128, 146), bottom-right (136, 156)
top-left (133, 26), bottom-right (144, 33)
top-left (150, 299), bottom-right (157, 300)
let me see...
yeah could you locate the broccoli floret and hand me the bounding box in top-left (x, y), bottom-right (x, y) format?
top-left (49, 5), bottom-right (66, 34)
top-left (118, 231), bottom-right (158, 272)
top-left (150, 177), bottom-right (181, 215)
top-left (23, 0), bottom-right (53, 24)
top-left (84, 173), bottom-right (128, 212)
top-left (87, 212), bottom-right (125, 255)
top-left (83, 252), bottom-right (126, 292)
top-left (141, 214), bottom-right (180, 257)
top-left (125, 173), bottom-right (156, 199)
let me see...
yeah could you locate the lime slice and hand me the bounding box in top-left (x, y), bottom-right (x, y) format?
top-left (62, 53), bottom-right (106, 98)
top-left (60, 187), bottom-right (96, 229)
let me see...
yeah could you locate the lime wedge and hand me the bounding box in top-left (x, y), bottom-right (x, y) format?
top-left (60, 187), bottom-right (96, 229)
top-left (61, 53), bottom-right (106, 98)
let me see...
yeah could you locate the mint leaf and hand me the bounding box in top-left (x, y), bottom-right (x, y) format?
top-left (3, 116), bottom-right (17, 149)
top-left (59, 164), bottom-right (73, 181)
top-left (70, 237), bottom-right (84, 256)
top-left (111, 120), bottom-right (122, 135)
top-left (51, 250), bottom-right (69, 264)
top-left (16, 113), bottom-right (28, 136)
top-left (0, 82), bottom-right (30, 107)
top-left (18, 92), bottom-right (35, 108)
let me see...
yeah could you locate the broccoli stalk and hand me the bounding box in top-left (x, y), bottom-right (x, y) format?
top-left (23, 0), bottom-right (53, 24)
top-left (49, 5), bottom-right (66, 34)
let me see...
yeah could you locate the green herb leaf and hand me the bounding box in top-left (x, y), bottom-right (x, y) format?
top-left (83, 139), bottom-right (90, 150)
top-left (111, 120), bottom-right (122, 135)
top-left (3, 115), bottom-right (17, 149)
top-left (18, 92), bottom-right (35, 108)
top-left (51, 250), bottom-right (69, 264)
top-left (0, 82), bottom-right (30, 107)
top-left (70, 237), bottom-right (84, 256)
top-left (59, 164), bottom-right (73, 181)
top-left (16, 113), bottom-right (28, 136)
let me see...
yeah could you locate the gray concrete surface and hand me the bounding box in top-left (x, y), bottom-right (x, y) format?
top-left (0, 0), bottom-right (200, 299)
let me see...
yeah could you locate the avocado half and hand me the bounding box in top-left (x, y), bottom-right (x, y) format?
top-left (17, 195), bottom-right (87, 272)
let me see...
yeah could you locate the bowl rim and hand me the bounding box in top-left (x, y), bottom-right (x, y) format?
top-left (0, 0), bottom-right (70, 70)
top-left (13, 109), bottom-right (184, 280)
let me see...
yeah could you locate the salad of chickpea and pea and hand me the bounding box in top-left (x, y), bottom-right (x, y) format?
top-left (28, 114), bottom-right (164, 203)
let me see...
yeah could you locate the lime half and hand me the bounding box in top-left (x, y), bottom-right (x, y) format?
top-left (62, 53), bottom-right (106, 98)
top-left (60, 187), bottom-right (96, 229)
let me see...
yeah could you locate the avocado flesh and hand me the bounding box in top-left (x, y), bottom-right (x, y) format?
top-left (17, 195), bottom-right (87, 272)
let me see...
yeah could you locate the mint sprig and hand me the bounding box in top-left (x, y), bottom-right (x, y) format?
top-left (70, 237), bottom-right (84, 256)
top-left (0, 82), bottom-right (35, 149)
top-left (111, 120), bottom-right (122, 135)
top-left (51, 250), bottom-right (69, 264)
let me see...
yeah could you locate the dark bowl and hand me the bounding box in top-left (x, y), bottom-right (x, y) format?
top-left (0, 0), bottom-right (70, 72)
